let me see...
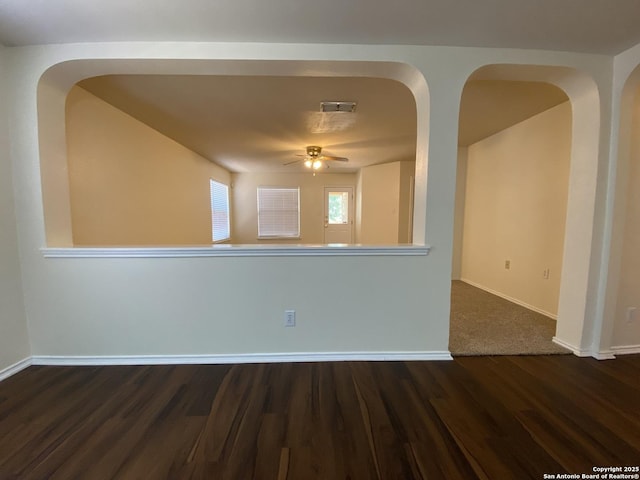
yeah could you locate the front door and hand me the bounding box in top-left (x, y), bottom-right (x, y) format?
top-left (324, 187), bottom-right (354, 244)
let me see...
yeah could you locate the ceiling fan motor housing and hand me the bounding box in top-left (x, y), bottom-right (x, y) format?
top-left (306, 145), bottom-right (322, 157)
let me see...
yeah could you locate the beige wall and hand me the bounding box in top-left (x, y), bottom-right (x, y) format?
top-left (66, 86), bottom-right (231, 246)
top-left (0, 47), bottom-right (31, 373)
top-left (359, 161), bottom-right (415, 244)
top-left (461, 102), bottom-right (572, 318)
top-left (231, 171), bottom-right (357, 244)
top-left (355, 169), bottom-right (363, 243)
top-left (612, 90), bottom-right (640, 347)
top-left (452, 147), bottom-right (468, 280)
top-left (397, 161), bottom-right (415, 243)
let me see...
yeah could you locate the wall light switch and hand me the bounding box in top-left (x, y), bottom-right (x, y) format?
top-left (627, 307), bottom-right (637, 324)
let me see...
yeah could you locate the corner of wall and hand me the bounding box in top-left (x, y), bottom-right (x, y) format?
top-left (0, 46), bottom-right (32, 373)
top-left (451, 147), bottom-right (468, 280)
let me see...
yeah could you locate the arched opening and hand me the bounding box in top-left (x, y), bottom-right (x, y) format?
top-left (607, 64), bottom-right (640, 354)
top-left (37, 60), bottom-right (429, 249)
top-left (449, 64), bottom-right (601, 356)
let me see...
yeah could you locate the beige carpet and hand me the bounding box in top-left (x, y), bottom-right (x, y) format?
top-left (449, 280), bottom-right (570, 356)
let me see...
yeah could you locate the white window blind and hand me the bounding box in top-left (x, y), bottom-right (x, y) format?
top-left (210, 179), bottom-right (230, 242)
top-left (257, 187), bottom-right (300, 238)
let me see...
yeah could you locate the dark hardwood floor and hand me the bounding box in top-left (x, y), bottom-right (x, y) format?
top-left (1, 355), bottom-right (639, 479)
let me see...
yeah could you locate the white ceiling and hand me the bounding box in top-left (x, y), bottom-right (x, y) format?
top-left (79, 75), bottom-right (418, 173)
top-left (0, 0), bottom-right (624, 174)
top-left (78, 74), bottom-right (568, 173)
top-left (459, 80), bottom-right (568, 146)
top-left (1, 0), bottom-right (640, 54)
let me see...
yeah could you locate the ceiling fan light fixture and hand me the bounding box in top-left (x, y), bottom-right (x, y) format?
top-left (287, 145), bottom-right (347, 171)
top-left (306, 145), bottom-right (322, 157)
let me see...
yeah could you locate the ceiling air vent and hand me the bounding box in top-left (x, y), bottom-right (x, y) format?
top-left (320, 101), bottom-right (357, 113)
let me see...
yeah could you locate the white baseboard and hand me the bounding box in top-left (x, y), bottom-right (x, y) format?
top-left (31, 351), bottom-right (453, 366)
top-left (460, 278), bottom-right (557, 320)
top-left (552, 337), bottom-right (590, 357)
top-left (551, 337), bottom-right (617, 360)
top-left (592, 350), bottom-right (616, 360)
top-left (611, 345), bottom-right (640, 356)
top-left (0, 357), bottom-right (33, 382)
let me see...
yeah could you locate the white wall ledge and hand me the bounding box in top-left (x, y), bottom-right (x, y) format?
top-left (41, 244), bottom-right (431, 258)
top-left (30, 351), bottom-right (452, 366)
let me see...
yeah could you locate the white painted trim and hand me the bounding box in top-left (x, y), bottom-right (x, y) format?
top-left (593, 350), bottom-right (617, 360)
top-left (611, 345), bottom-right (640, 355)
top-left (42, 244), bottom-right (430, 258)
top-left (32, 351), bottom-right (452, 366)
top-left (0, 357), bottom-right (33, 382)
top-left (552, 337), bottom-right (592, 357)
top-left (551, 337), bottom-right (617, 359)
top-left (460, 278), bottom-right (557, 320)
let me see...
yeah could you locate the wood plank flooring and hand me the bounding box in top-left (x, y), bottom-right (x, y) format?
top-left (0, 355), bottom-right (639, 479)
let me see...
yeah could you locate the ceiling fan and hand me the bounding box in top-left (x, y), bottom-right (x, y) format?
top-left (284, 145), bottom-right (348, 171)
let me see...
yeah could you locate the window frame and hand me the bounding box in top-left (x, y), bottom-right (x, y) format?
top-left (210, 179), bottom-right (231, 243)
top-left (256, 186), bottom-right (301, 239)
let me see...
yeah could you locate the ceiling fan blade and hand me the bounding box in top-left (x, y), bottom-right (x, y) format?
top-left (283, 159), bottom-right (302, 166)
top-left (321, 155), bottom-right (349, 162)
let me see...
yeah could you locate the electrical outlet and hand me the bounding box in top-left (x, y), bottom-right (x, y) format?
top-left (284, 310), bottom-right (296, 327)
top-left (627, 307), bottom-right (637, 324)
top-left (543, 268), bottom-right (550, 279)
top-left (505, 260), bottom-right (510, 270)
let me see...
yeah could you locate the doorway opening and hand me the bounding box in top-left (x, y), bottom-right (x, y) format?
top-left (607, 70), bottom-right (640, 353)
top-left (324, 187), bottom-right (354, 244)
top-left (450, 75), bottom-right (572, 356)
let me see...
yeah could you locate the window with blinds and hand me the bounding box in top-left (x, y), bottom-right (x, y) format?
top-left (257, 187), bottom-right (300, 238)
top-left (210, 179), bottom-right (230, 243)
